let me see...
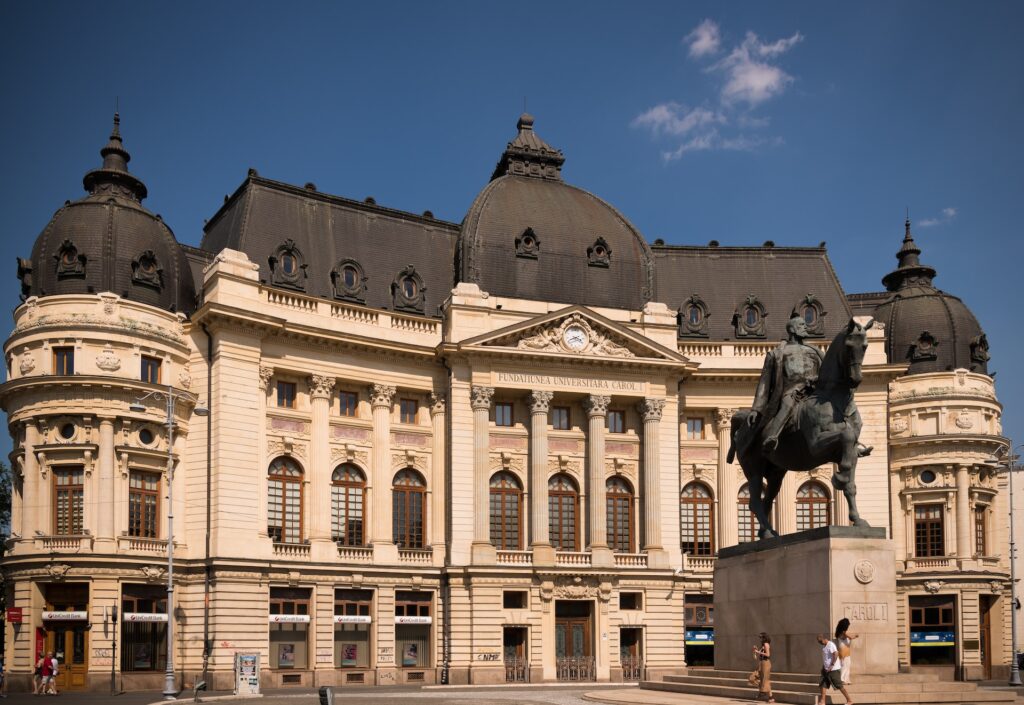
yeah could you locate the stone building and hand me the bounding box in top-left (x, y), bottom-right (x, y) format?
top-left (0, 113), bottom-right (1010, 691)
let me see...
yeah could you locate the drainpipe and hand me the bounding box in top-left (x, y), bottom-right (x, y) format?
top-left (200, 323), bottom-right (214, 688)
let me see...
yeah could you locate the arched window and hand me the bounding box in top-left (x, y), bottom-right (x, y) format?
top-left (681, 482), bottom-right (715, 556)
top-left (548, 474), bottom-right (579, 552)
top-left (490, 471), bottom-right (523, 550)
top-left (393, 469), bottom-right (426, 549)
top-left (606, 476), bottom-right (634, 553)
top-left (796, 481), bottom-right (831, 531)
top-left (332, 464), bottom-right (366, 546)
top-left (268, 457), bottom-right (303, 544)
top-left (737, 483), bottom-right (761, 544)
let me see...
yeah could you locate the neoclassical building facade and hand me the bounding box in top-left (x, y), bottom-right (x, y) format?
top-left (0, 114), bottom-right (1010, 691)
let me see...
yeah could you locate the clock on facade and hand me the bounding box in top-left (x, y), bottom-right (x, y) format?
top-left (563, 325), bottom-right (589, 351)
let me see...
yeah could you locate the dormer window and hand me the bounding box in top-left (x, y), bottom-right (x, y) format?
top-left (268, 239), bottom-right (308, 291)
top-left (733, 295), bottom-right (767, 338)
top-left (402, 276), bottom-right (417, 298)
top-left (55, 239), bottom-right (86, 279)
top-left (281, 252), bottom-right (297, 275)
top-left (745, 307), bottom-right (760, 327)
top-left (391, 265), bottom-right (426, 314)
top-left (330, 258), bottom-right (368, 304)
top-left (515, 228), bottom-right (541, 259)
top-left (792, 294), bottom-right (826, 337)
top-left (910, 331), bottom-right (939, 362)
top-left (131, 250), bottom-right (163, 290)
top-left (678, 294), bottom-right (710, 338)
top-left (587, 237), bottom-right (612, 268)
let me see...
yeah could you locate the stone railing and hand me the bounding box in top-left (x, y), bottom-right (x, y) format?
top-left (272, 542), bottom-right (311, 559)
top-left (263, 288), bottom-right (440, 338)
top-left (266, 289), bottom-right (318, 313)
top-left (118, 536), bottom-right (170, 555)
top-left (36, 534), bottom-right (93, 552)
top-left (330, 301), bottom-right (380, 325)
top-left (679, 341), bottom-right (830, 359)
top-left (337, 545), bottom-right (373, 563)
top-left (681, 553), bottom-right (717, 573)
top-left (556, 551), bottom-right (592, 567)
top-left (905, 556), bottom-right (953, 570)
top-left (497, 550), bottom-right (534, 566)
top-left (390, 312), bottom-right (440, 335)
top-left (398, 548), bottom-right (434, 564)
top-left (613, 553), bottom-right (648, 568)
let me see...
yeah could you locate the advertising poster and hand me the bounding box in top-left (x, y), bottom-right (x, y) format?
top-left (278, 643), bottom-right (295, 668)
top-left (402, 642), bottom-right (418, 667)
top-left (341, 643), bottom-right (358, 667)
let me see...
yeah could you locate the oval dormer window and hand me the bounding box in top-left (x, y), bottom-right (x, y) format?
top-left (402, 276), bottom-right (418, 299)
top-left (745, 307), bottom-right (760, 328)
top-left (802, 304), bottom-right (818, 326)
top-left (342, 265), bottom-right (358, 289)
top-left (281, 253), bottom-right (296, 276)
top-left (61, 249), bottom-right (77, 266)
top-left (687, 304), bottom-right (703, 326)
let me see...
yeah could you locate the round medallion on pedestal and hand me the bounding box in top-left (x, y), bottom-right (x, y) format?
top-left (854, 559), bottom-right (875, 584)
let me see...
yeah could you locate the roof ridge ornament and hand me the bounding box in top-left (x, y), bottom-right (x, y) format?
top-left (82, 113), bottom-right (148, 202)
top-left (490, 113), bottom-right (566, 182)
top-left (881, 217), bottom-right (937, 292)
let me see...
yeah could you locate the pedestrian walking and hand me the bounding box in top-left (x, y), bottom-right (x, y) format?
top-left (834, 618), bottom-right (858, 685)
top-left (817, 633), bottom-right (853, 705)
top-left (753, 632), bottom-right (775, 703)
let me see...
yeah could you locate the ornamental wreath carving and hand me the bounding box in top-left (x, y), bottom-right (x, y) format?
top-left (923, 580), bottom-right (944, 594)
top-left (141, 565), bottom-right (166, 582)
top-left (554, 584), bottom-right (598, 600)
top-left (854, 560), bottom-right (875, 584)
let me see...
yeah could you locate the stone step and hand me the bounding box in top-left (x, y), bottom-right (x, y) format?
top-left (677, 669), bottom-right (952, 685)
top-left (662, 674), bottom-right (980, 694)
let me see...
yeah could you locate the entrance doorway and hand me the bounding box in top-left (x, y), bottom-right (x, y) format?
top-left (909, 595), bottom-right (956, 677)
top-left (980, 595), bottom-right (994, 680)
top-left (503, 627), bottom-right (528, 682)
top-left (555, 601), bottom-right (594, 681)
top-left (620, 628), bottom-right (643, 681)
top-left (43, 583), bottom-right (89, 691)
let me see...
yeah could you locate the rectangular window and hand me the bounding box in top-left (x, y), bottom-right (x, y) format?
top-left (619, 592), bottom-right (643, 610)
top-left (551, 406), bottom-right (570, 431)
top-left (339, 391), bottom-right (358, 417)
top-left (914, 504), bottom-right (945, 557)
top-left (121, 584), bottom-right (167, 672)
top-left (686, 417), bottom-right (704, 440)
top-left (503, 591), bottom-right (527, 610)
top-left (269, 588), bottom-right (310, 670)
top-left (140, 356), bottom-right (162, 384)
top-left (53, 347), bottom-right (75, 375)
top-left (395, 591), bottom-right (432, 668)
top-left (608, 410), bottom-right (625, 434)
top-left (400, 398), bottom-right (418, 424)
top-left (334, 589), bottom-right (372, 669)
top-left (53, 467), bottom-right (84, 535)
top-left (276, 381), bottom-right (296, 409)
top-left (495, 402), bottom-right (514, 427)
top-left (128, 471), bottom-right (160, 538)
top-left (975, 507), bottom-right (986, 557)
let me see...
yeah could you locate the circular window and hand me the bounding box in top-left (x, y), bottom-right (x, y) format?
top-left (61, 249), bottom-right (77, 265)
top-left (803, 305), bottom-right (817, 326)
top-left (594, 245), bottom-right (606, 258)
top-left (281, 253), bottom-right (296, 275)
top-left (402, 276), bottom-right (418, 298)
top-left (919, 469), bottom-right (937, 484)
top-left (59, 423), bottom-right (75, 440)
top-left (342, 265), bottom-right (358, 289)
top-left (140, 256), bottom-right (156, 274)
top-left (139, 428), bottom-right (155, 446)
top-left (522, 234), bottom-right (536, 249)
top-left (745, 307), bottom-right (760, 327)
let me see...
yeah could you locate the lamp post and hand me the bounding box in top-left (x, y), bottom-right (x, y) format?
top-left (987, 441), bottom-right (1023, 687)
top-left (131, 385), bottom-right (208, 700)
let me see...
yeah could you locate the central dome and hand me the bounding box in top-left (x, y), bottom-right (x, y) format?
top-left (457, 115), bottom-right (654, 310)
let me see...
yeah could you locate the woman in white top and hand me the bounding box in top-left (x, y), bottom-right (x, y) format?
top-left (834, 618), bottom-right (858, 685)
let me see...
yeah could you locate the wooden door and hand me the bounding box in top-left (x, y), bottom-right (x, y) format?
top-left (555, 617), bottom-right (591, 659)
top-left (980, 596), bottom-right (993, 679)
top-left (46, 627), bottom-right (88, 690)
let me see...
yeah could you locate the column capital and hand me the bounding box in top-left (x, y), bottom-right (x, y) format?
top-left (429, 392), bottom-right (446, 417)
top-left (258, 365), bottom-right (275, 391)
top-left (528, 390), bottom-right (554, 414)
top-left (369, 383), bottom-right (397, 408)
top-left (308, 374), bottom-right (336, 400)
top-left (583, 394), bottom-right (611, 418)
top-left (715, 407), bottom-right (737, 429)
top-left (637, 398), bottom-right (666, 422)
top-left (470, 385), bottom-right (495, 411)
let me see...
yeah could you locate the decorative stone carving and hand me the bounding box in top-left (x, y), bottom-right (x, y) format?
top-left (18, 351), bottom-right (35, 374)
top-left (516, 313), bottom-right (634, 358)
top-left (515, 227), bottom-right (541, 259)
top-left (308, 374), bottom-right (336, 400)
top-left (554, 584), bottom-right (598, 599)
top-left (678, 294), bottom-right (710, 338)
top-left (258, 366), bottom-right (275, 391)
top-left (131, 250), bottom-right (163, 290)
top-left (47, 563), bottom-right (72, 580)
top-left (54, 239), bottom-right (86, 279)
top-left (330, 446), bottom-right (369, 467)
top-left (854, 560), bottom-right (875, 584)
top-left (470, 385), bottom-right (495, 411)
top-left (733, 294), bottom-right (767, 338)
top-left (528, 390), bottom-right (553, 414)
top-left (95, 345), bottom-right (121, 372)
top-left (910, 331), bottom-right (939, 362)
top-left (368, 384), bottom-right (397, 408)
top-left (923, 580), bottom-right (944, 594)
top-left (330, 258), bottom-right (368, 303)
top-left (100, 293), bottom-right (119, 315)
top-left (890, 415), bottom-right (909, 435)
top-left (429, 392), bottom-right (446, 416)
top-left (990, 580), bottom-right (1005, 594)
top-left (954, 410), bottom-right (974, 430)
top-left (267, 438), bottom-right (307, 461)
top-left (638, 398), bottom-right (665, 422)
top-left (178, 370), bottom-right (192, 389)
top-left (140, 565), bottom-right (166, 582)
top-left (583, 395), bottom-right (611, 417)
top-left (715, 407), bottom-right (736, 429)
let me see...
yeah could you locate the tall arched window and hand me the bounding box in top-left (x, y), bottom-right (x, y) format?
top-left (606, 476), bottom-right (634, 553)
top-left (268, 457), bottom-right (303, 544)
top-left (332, 464), bottom-right (366, 546)
top-left (681, 482), bottom-right (715, 555)
top-left (737, 483), bottom-right (761, 544)
top-left (393, 469), bottom-right (427, 549)
top-left (796, 481), bottom-right (831, 531)
top-left (548, 474), bottom-right (579, 552)
top-left (490, 471), bottom-right (523, 550)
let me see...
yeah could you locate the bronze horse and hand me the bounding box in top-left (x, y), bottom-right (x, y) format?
top-left (727, 319), bottom-right (874, 538)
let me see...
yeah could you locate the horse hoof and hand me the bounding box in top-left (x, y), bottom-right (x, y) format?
top-left (852, 518), bottom-right (871, 528)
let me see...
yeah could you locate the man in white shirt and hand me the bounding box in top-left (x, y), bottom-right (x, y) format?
top-left (817, 634), bottom-right (853, 705)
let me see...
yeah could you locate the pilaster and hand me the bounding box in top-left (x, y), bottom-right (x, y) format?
top-left (370, 383), bottom-right (398, 563)
top-left (715, 408), bottom-right (737, 549)
top-left (639, 398), bottom-right (668, 568)
top-left (308, 374), bottom-right (336, 560)
top-left (95, 417), bottom-right (116, 550)
top-left (471, 385), bottom-right (496, 563)
top-left (429, 392), bottom-right (447, 565)
top-left (584, 394), bottom-right (613, 567)
top-left (956, 465), bottom-right (972, 560)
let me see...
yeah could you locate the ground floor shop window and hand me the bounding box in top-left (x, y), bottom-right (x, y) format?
top-left (121, 584), bottom-right (167, 672)
top-left (909, 595), bottom-right (955, 665)
top-left (269, 588), bottom-right (310, 669)
top-left (395, 591), bottom-right (431, 668)
top-left (334, 589), bottom-right (372, 668)
top-left (684, 595), bottom-right (714, 667)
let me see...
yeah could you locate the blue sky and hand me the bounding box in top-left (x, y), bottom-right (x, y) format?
top-left (1, 1), bottom-right (1022, 453)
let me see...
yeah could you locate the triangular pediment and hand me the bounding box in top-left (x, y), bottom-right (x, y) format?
top-left (459, 306), bottom-right (686, 363)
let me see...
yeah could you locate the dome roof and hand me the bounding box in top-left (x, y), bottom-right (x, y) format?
top-left (457, 114), bottom-right (654, 310)
top-left (873, 219), bottom-right (989, 375)
top-left (18, 115), bottom-right (196, 313)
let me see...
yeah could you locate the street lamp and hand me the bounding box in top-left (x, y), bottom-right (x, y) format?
top-left (986, 441), bottom-right (1023, 687)
top-left (131, 384), bottom-right (208, 700)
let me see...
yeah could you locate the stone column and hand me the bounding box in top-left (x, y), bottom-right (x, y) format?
top-left (471, 386), bottom-right (496, 563)
top-left (257, 366), bottom-right (274, 538)
top-left (638, 399), bottom-right (665, 553)
top-left (370, 383), bottom-right (398, 563)
top-left (715, 408), bottom-right (737, 549)
top-left (528, 390), bottom-right (555, 566)
top-left (584, 394), bottom-right (614, 567)
top-left (429, 392), bottom-right (447, 563)
top-left (96, 417), bottom-right (116, 550)
top-left (308, 375), bottom-right (336, 559)
top-left (956, 465), bottom-right (972, 560)
top-left (779, 472), bottom-right (797, 535)
top-left (23, 422), bottom-right (41, 538)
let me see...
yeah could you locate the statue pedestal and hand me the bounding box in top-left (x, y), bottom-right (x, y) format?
top-left (713, 526), bottom-right (897, 676)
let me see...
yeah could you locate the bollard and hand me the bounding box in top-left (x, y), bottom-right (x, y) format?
top-left (318, 686), bottom-right (334, 705)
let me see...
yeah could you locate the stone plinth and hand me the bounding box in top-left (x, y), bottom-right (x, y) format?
top-left (714, 526), bottom-right (897, 676)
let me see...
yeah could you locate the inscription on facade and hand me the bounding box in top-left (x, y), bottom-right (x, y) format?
top-left (378, 646), bottom-right (394, 664)
top-left (496, 372), bottom-right (642, 392)
top-left (842, 603), bottom-right (888, 621)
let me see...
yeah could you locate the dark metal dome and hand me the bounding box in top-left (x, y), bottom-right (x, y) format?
top-left (17, 115), bottom-right (196, 313)
top-left (873, 219), bottom-right (989, 375)
top-left (457, 114), bottom-right (654, 310)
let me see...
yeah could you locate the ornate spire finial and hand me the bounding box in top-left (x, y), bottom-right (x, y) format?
top-left (82, 114), bottom-right (148, 201)
top-left (490, 113), bottom-right (565, 182)
top-left (882, 216), bottom-right (936, 292)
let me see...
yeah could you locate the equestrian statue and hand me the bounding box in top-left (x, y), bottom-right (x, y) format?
top-left (727, 314), bottom-right (874, 539)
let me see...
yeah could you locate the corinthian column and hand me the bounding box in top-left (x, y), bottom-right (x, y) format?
top-left (584, 394), bottom-right (614, 567)
top-left (715, 408), bottom-right (738, 549)
top-left (638, 399), bottom-right (665, 554)
top-left (308, 375), bottom-right (336, 556)
top-left (429, 393), bottom-right (447, 558)
top-left (257, 366), bottom-right (274, 538)
top-left (529, 391), bottom-right (555, 566)
top-left (96, 417), bottom-right (116, 550)
top-left (471, 386), bottom-right (496, 563)
top-left (956, 465), bottom-right (972, 560)
top-left (369, 384), bottom-right (397, 563)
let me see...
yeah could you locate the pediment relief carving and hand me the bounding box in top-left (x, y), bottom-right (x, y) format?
top-left (486, 313), bottom-right (637, 358)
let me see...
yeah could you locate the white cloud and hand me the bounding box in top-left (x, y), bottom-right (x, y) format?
top-left (714, 31), bottom-right (803, 107)
top-left (685, 19), bottom-right (721, 58)
top-left (632, 103), bottom-right (724, 136)
top-left (661, 130), bottom-right (780, 161)
top-left (918, 207), bottom-right (958, 227)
